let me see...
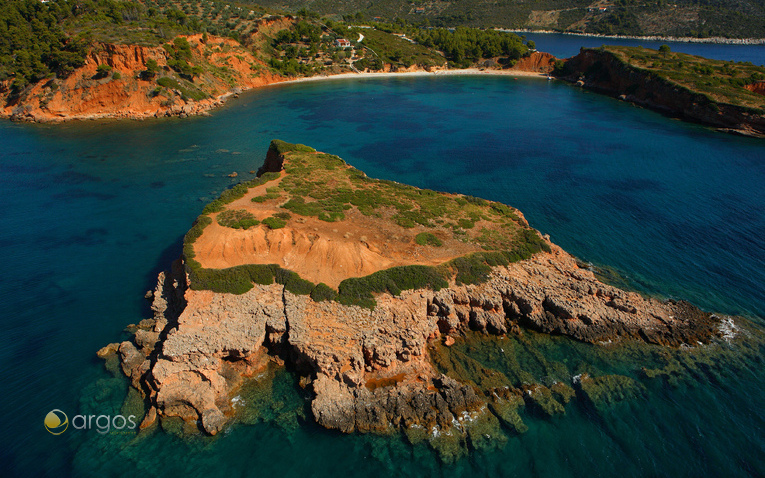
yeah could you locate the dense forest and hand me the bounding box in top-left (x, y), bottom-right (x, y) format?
top-left (0, 0), bottom-right (270, 93)
top-left (245, 0), bottom-right (765, 39)
top-left (0, 0), bottom-right (87, 91)
top-left (0, 0), bottom-right (207, 92)
top-left (413, 28), bottom-right (528, 67)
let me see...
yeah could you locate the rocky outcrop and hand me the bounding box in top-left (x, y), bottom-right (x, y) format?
top-left (256, 142), bottom-right (288, 176)
top-left (450, 245), bottom-right (722, 346)
top-left (511, 51), bottom-right (557, 74)
top-left (745, 81), bottom-right (765, 96)
top-left (560, 48), bottom-right (765, 137)
top-left (102, 237), bottom-right (722, 436)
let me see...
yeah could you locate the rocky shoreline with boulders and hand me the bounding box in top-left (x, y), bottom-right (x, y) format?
top-left (99, 241), bottom-right (724, 444)
top-left (97, 145), bottom-right (742, 461)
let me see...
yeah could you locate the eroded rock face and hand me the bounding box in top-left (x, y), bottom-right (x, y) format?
top-left (104, 243), bottom-right (721, 436)
top-left (2, 31), bottom-right (288, 123)
top-left (562, 48), bottom-right (765, 137)
top-left (433, 244), bottom-right (721, 347)
top-left (512, 51), bottom-right (557, 74)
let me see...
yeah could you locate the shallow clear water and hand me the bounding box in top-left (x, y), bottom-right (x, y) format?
top-left (1, 70), bottom-right (764, 477)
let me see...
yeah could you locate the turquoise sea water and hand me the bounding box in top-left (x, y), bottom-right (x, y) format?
top-left (1, 70), bottom-right (764, 476)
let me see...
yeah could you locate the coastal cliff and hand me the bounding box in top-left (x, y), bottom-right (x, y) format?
top-left (1, 30), bottom-right (288, 122)
top-left (560, 47), bottom-right (765, 137)
top-left (99, 141), bottom-right (740, 457)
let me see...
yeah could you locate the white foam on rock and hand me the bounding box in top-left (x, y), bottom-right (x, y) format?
top-left (231, 395), bottom-right (245, 408)
top-left (718, 316), bottom-right (739, 341)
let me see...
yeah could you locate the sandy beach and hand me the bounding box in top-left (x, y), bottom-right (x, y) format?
top-left (269, 68), bottom-right (551, 88)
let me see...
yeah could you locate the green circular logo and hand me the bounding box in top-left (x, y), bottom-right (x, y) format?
top-left (44, 409), bottom-right (68, 435)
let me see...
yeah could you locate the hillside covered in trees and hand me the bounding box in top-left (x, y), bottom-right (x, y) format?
top-left (0, 0), bottom-right (250, 92)
top-left (0, 0), bottom-right (538, 121)
top-left (245, 0), bottom-right (765, 39)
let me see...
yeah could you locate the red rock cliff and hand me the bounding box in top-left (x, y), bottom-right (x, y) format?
top-left (1, 33), bottom-right (286, 122)
top-left (561, 48), bottom-right (765, 137)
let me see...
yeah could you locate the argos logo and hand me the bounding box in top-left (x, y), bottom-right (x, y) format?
top-left (45, 410), bottom-right (137, 435)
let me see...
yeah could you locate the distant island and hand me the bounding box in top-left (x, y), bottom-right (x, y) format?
top-left (99, 140), bottom-right (741, 461)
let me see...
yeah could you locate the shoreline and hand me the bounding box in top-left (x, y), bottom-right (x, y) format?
top-left (502, 29), bottom-right (765, 45)
top-left (268, 68), bottom-right (549, 87)
top-left (1, 68), bottom-right (550, 123)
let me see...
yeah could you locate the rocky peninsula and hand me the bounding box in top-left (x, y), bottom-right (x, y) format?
top-left (560, 46), bottom-right (765, 137)
top-left (99, 141), bottom-right (740, 459)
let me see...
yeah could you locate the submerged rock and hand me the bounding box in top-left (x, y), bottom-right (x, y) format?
top-left (550, 381), bottom-right (576, 404)
top-left (573, 373), bottom-right (646, 409)
top-left (522, 383), bottom-right (566, 417)
top-left (489, 394), bottom-right (528, 434)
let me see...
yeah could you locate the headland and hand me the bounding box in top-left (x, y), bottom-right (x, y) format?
top-left (98, 140), bottom-right (744, 460)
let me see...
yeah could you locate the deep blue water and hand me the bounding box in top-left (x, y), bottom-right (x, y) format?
top-left (1, 61), bottom-right (764, 476)
top-left (522, 32), bottom-right (765, 65)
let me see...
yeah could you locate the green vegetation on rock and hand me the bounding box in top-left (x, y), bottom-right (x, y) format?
top-left (338, 265), bottom-right (450, 309)
top-left (564, 46), bottom-right (765, 114)
top-left (184, 140), bottom-right (551, 308)
top-left (335, 231), bottom-right (550, 309)
top-left (217, 209), bottom-right (259, 229)
top-left (182, 214), bottom-right (212, 271)
top-left (189, 263), bottom-right (316, 295)
top-left (602, 46), bottom-right (765, 111)
top-left (262, 216), bottom-right (287, 229)
top-left (95, 64), bottom-right (113, 78)
top-left (156, 76), bottom-right (207, 101)
top-left (415, 232), bottom-right (443, 247)
top-left (274, 148), bottom-right (536, 240)
top-left (310, 283), bottom-right (338, 302)
top-left (270, 139), bottom-right (316, 155)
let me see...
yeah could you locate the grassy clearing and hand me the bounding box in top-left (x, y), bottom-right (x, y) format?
top-left (274, 148), bottom-right (528, 242)
top-left (183, 140), bottom-right (551, 307)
